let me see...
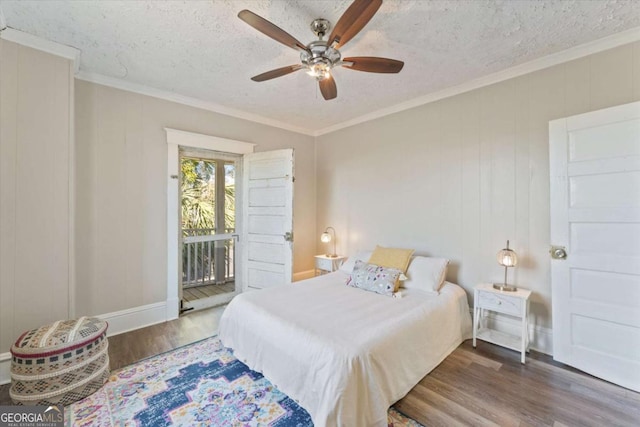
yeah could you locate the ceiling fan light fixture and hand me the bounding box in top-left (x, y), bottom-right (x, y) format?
top-left (300, 41), bottom-right (340, 82)
top-left (306, 62), bottom-right (332, 80)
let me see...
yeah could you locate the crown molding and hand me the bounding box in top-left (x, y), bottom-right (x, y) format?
top-left (0, 27), bottom-right (80, 72)
top-left (0, 5), bottom-right (7, 31)
top-left (75, 71), bottom-right (315, 137)
top-left (315, 26), bottom-right (640, 136)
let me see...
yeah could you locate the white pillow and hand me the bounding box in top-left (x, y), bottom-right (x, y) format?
top-left (401, 256), bottom-right (449, 294)
top-left (338, 251), bottom-right (373, 273)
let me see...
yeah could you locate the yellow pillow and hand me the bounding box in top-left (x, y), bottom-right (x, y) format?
top-left (368, 246), bottom-right (415, 290)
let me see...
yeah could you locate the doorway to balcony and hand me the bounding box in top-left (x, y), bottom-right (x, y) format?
top-left (180, 149), bottom-right (239, 312)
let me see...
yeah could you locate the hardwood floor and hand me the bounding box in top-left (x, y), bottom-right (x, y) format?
top-left (182, 282), bottom-right (235, 302)
top-left (1, 305), bottom-right (638, 427)
top-left (395, 341), bottom-right (640, 426)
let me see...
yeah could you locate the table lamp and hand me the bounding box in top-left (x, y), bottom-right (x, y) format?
top-left (494, 240), bottom-right (518, 292)
top-left (320, 227), bottom-right (337, 258)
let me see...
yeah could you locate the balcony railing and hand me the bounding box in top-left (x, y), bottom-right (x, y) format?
top-left (182, 228), bottom-right (235, 288)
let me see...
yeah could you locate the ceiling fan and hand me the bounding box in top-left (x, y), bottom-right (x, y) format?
top-left (238, 0), bottom-right (404, 101)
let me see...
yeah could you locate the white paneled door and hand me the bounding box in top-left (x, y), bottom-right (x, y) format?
top-left (242, 149), bottom-right (294, 290)
top-left (549, 101), bottom-right (640, 392)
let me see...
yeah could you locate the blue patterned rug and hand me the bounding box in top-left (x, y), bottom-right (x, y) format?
top-left (65, 336), bottom-right (422, 426)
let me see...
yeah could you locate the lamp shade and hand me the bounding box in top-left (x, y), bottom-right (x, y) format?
top-left (496, 240), bottom-right (518, 267)
top-left (497, 249), bottom-right (518, 267)
top-left (320, 232), bottom-right (332, 243)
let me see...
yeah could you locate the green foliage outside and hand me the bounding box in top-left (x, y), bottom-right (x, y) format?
top-left (181, 158), bottom-right (235, 234)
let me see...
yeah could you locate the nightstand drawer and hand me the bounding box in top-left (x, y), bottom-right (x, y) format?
top-left (316, 257), bottom-right (335, 271)
top-left (314, 255), bottom-right (346, 275)
top-left (478, 291), bottom-right (522, 316)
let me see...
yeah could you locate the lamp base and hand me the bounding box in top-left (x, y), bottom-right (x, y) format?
top-left (326, 253), bottom-right (338, 258)
top-left (493, 283), bottom-right (517, 292)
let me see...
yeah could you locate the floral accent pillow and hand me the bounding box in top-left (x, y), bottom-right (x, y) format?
top-left (345, 260), bottom-right (402, 297)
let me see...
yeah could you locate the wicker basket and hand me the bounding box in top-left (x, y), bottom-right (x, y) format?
top-left (9, 317), bottom-right (109, 406)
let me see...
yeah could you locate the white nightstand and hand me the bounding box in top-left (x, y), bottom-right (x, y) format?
top-left (473, 283), bottom-right (532, 364)
top-left (314, 255), bottom-right (346, 275)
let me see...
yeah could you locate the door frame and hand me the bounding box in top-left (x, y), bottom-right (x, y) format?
top-left (165, 128), bottom-right (255, 320)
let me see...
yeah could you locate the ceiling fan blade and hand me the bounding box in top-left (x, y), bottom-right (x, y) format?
top-left (342, 56), bottom-right (404, 73)
top-left (319, 75), bottom-right (337, 100)
top-left (251, 65), bottom-right (304, 82)
top-left (238, 10), bottom-right (308, 52)
top-left (327, 0), bottom-right (382, 49)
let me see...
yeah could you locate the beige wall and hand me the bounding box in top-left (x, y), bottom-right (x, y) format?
top-left (316, 42), bottom-right (640, 330)
top-left (74, 80), bottom-right (316, 316)
top-left (0, 40), bottom-right (73, 350)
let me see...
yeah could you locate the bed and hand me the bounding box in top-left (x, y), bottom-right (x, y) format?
top-left (219, 267), bottom-right (472, 427)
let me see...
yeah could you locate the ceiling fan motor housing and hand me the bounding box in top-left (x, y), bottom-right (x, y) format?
top-left (300, 40), bottom-right (341, 79)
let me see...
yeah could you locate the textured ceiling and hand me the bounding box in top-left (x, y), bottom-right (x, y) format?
top-left (2, 0), bottom-right (640, 133)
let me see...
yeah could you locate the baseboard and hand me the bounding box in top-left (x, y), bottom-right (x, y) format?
top-left (97, 301), bottom-right (169, 337)
top-left (293, 269), bottom-right (315, 282)
top-left (473, 309), bottom-right (553, 355)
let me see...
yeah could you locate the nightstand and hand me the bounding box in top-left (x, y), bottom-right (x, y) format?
top-left (314, 255), bottom-right (346, 275)
top-left (473, 283), bottom-right (532, 364)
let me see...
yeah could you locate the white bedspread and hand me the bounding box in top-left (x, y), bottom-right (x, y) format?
top-left (219, 271), bottom-right (472, 427)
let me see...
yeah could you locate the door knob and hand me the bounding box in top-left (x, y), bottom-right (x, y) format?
top-left (550, 246), bottom-right (567, 259)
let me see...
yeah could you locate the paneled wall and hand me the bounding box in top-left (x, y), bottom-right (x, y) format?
top-left (74, 80), bottom-right (316, 316)
top-left (315, 42), bottom-right (640, 334)
top-left (0, 40), bottom-right (73, 350)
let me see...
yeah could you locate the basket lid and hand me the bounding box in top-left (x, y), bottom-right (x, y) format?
top-left (11, 317), bottom-right (108, 358)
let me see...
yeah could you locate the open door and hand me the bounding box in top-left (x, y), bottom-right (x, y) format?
top-left (242, 149), bottom-right (294, 290)
top-left (549, 101), bottom-right (640, 392)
